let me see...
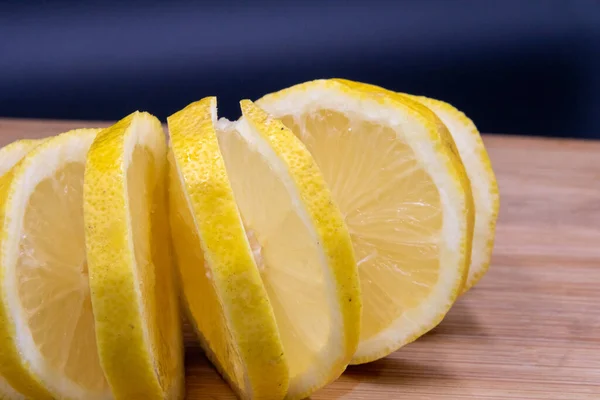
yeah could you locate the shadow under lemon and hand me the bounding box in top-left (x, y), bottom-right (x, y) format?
top-left (181, 295), bottom-right (486, 399)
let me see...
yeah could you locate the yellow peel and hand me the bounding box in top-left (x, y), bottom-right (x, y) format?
top-left (220, 100), bottom-right (361, 398)
top-left (84, 112), bottom-right (184, 399)
top-left (167, 98), bottom-right (288, 400)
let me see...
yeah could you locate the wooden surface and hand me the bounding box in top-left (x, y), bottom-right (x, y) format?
top-left (1, 118), bottom-right (600, 399)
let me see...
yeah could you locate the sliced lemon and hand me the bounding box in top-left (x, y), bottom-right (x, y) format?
top-left (167, 98), bottom-right (288, 400)
top-left (84, 112), bottom-right (184, 399)
top-left (218, 100), bottom-right (361, 398)
top-left (0, 139), bottom-right (41, 176)
top-left (257, 79), bottom-right (473, 364)
top-left (406, 95), bottom-right (499, 291)
top-left (333, 78), bottom-right (475, 289)
top-left (0, 377), bottom-right (23, 400)
top-left (0, 375), bottom-right (23, 400)
top-left (0, 129), bottom-right (111, 400)
top-left (0, 139), bottom-right (42, 400)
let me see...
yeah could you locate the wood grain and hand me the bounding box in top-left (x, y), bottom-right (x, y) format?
top-left (1, 119), bottom-right (599, 399)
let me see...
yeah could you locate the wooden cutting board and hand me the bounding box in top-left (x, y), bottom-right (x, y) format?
top-left (1, 119), bottom-right (599, 399)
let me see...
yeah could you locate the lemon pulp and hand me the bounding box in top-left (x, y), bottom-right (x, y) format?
top-left (279, 109), bottom-right (442, 342)
top-left (17, 161), bottom-right (108, 392)
top-left (218, 123), bottom-right (330, 383)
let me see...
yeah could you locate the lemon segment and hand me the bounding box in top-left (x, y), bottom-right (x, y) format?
top-left (84, 112), bottom-right (184, 399)
top-left (0, 129), bottom-right (111, 400)
top-left (407, 95), bottom-right (499, 291)
top-left (333, 79), bottom-right (474, 291)
top-left (257, 79), bottom-right (473, 364)
top-left (167, 98), bottom-right (288, 400)
top-left (218, 100), bottom-right (361, 399)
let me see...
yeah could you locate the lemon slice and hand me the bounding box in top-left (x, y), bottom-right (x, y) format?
top-left (333, 79), bottom-right (475, 289)
top-left (406, 95), bottom-right (499, 291)
top-left (167, 98), bottom-right (288, 400)
top-left (257, 79), bottom-right (473, 364)
top-left (0, 376), bottom-right (23, 400)
top-left (0, 139), bottom-right (42, 400)
top-left (0, 129), bottom-right (111, 400)
top-left (0, 139), bottom-right (41, 176)
top-left (84, 112), bottom-right (184, 399)
top-left (218, 100), bottom-right (361, 398)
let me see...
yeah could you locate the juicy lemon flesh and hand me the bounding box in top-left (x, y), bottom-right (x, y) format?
top-left (16, 161), bottom-right (107, 392)
top-left (168, 152), bottom-right (247, 393)
top-left (127, 145), bottom-right (181, 391)
top-left (218, 126), bottom-right (330, 382)
top-left (279, 110), bottom-right (442, 341)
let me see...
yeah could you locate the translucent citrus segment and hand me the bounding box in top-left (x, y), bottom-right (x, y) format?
top-left (218, 100), bottom-right (360, 399)
top-left (167, 98), bottom-right (288, 400)
top-left (218, 118), bottom-right (331, 381)
top-left (277, 107), bottom-right (445, 342)
top-left (20, 161), bottom-right (106, 390)
top-left (407, 95), bottom-right (499, 291)
top-left (257, 79), bottom-right (472, 364)
top-left (0, 129), bottom-right (112, 400)
top-left (333, 79), bottom-right (474, 290)
top-left (84, 112), bottom-right (184, 399)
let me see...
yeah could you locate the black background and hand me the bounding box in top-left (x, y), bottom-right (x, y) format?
top-left (1, 0), bottom-right (599, 138)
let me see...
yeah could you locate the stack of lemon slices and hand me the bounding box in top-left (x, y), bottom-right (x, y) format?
top-left (0, 79), bottom-right (498, 399)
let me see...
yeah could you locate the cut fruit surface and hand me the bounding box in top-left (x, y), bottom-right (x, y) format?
top-left (167, 98), bottom-right (288, 400)
top-left (0, 378), bottom-right (24, 400)
top-left (406, 95), bottom-right (499, 291)
top-left (218, 100), bottom-right (361, 399)
top-left (0, 139), bottom-right (41, 176)
top-left (0, 139), bottom-right (42, 400)
top-left (84, 112), bottom-right (184, 399)
top-left (257, 79), bottom-right (473, 364)
top-left (0, 129), bottom-right (112, 400)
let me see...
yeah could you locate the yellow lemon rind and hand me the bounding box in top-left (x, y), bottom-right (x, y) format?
top-left (0, 139), bottom-right (42, 176)
top-left (406, 95), bottom-right (499, 292)
top-left (238, 100), bottom-right (361, 399)
top-left (84, 112), bottom-right (184, 399)
top-left (167, 97), bottom-right (289, 400)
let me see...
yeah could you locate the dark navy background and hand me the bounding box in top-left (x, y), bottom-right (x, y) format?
top-left (1, 0), bottom-right (599, 138)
